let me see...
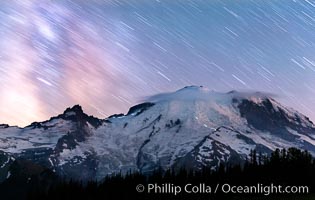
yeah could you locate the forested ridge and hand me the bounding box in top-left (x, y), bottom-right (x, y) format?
top-left (1, 147), bottom-right (314, 200)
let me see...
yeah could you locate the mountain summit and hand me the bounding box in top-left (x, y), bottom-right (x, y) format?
top-left (0, 86), bottom-right (315, 181)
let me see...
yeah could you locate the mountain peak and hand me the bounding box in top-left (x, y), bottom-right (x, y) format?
top-left (182, 85), bottom-right (204, 90)
top-left (147, 86), bottom-right (272, 105)
top-left (63, 105), bottom-right (84, 116)
top-left (147, 86), bottom-right (216, 103)
top-left (177, 85), bottom-right (208, 92)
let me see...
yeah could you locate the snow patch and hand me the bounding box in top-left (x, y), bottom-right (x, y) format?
top-left (0, 157), bottom-right (10, 168)
top-left (6, 171), bottom-right (11, 179)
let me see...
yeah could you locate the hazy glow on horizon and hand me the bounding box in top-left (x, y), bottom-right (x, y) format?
top-left (1, 0), bottom-right (315, 126)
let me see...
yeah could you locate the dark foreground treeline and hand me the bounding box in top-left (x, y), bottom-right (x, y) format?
top-left (1, 147), bottom-right (315, 200)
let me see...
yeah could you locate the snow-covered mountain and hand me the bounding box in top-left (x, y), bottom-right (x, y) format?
top-left (1, 86), bottom-right (315, 181)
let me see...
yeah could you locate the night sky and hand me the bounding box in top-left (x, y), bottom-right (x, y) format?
top-left (1, 0), bottom-right (315, 126)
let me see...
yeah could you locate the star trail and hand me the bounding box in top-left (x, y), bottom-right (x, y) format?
top-left (0, 0), bottom-right (315, 126)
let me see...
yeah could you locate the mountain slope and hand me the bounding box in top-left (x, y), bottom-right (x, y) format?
top-left (1, 86), bottom-right (315, 181)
